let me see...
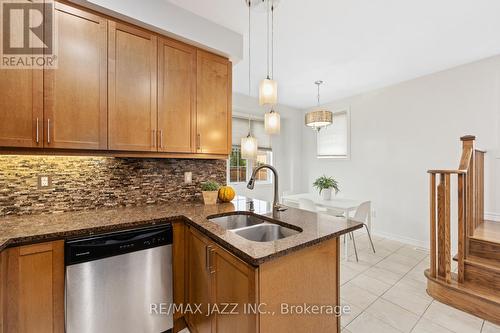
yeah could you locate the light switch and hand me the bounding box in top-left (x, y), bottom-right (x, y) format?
top-left (184, 172), bottom-right (192, 184)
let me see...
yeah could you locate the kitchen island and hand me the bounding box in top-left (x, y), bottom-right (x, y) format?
top-left (0, 196), bottom-right (361, 333)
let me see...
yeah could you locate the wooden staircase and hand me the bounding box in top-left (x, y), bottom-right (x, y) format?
top-left (426, 135), bottom-right (500, 325)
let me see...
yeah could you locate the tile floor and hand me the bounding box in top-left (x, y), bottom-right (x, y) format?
top-left (179, 231), bottom-right (500, 333)
top-left (340, 231), bottom-right (500, 333)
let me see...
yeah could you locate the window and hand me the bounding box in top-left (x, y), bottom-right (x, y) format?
top-left (229, 116), bottom-right (273, 184)
top-left (229, 147), bottom-right (247, 183)
top-left (317, 110), bottom-right (350, 159)
top-left (228, 147), bottom-right (273, 183)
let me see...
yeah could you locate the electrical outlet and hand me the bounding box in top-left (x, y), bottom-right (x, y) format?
top-left (38, 175), bottom-right (52, 189)
top-left (184, 172), bottom-right (192, 184)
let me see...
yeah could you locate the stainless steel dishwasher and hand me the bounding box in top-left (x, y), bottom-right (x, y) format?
top-left (65, 224), bottom-right (173, 333)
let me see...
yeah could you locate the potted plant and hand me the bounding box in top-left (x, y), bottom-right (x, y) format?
top-left (201, 180), bottom-right (220, 205)
top-left (313, 175), bottom-right (340, 200)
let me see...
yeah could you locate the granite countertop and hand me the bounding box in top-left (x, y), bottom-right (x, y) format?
top-left (0, 196), bottom-right (363, 266)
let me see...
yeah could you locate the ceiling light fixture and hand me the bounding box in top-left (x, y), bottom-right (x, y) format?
top-left (241, 0), bottom-right (258, 160)
top-left (264, 1), bottom-right (280, 134)
top-left (259, 0), bottom-right (278, 106)
top-left (241, 116), bottom-right (258, 160)
top-left (305, 81), bottom-right (333, 131)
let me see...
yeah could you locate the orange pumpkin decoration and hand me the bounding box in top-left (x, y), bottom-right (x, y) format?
top-left (218, 186), bottom-right (236, 202)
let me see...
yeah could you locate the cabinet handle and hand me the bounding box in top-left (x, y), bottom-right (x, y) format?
top-left (159, 130), bottom-right (163, 149)
top-left (152, 130), bottom-right (156, 148)
top-left (205, 245), bottom-right (211, 272)
top-left (196, 134), bottom-right (201, 151)
top-left (206, 245), bottom-right (215, 274)
top-left (36, 118), bottom-right (39, 143)
top-left (209, 248), bottom-right (216, 274)
top-left (47, 119), bottom-right (51, 144)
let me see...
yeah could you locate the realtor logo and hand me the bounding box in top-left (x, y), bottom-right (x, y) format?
top-left (1, 0), bottom-right (57, 68)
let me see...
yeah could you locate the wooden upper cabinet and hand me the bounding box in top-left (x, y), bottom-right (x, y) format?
top-left (0, 1), bottom-right (232, 158)
top-left (0, 68), bottom-right (43, 148)
top-left (108, 21), bottom-right (158, 152)
top-left (44, 3), bottom-right (107, 150)
top-left (158, 38), bottom-right (196, 153)
top-left (3, 241), bottom-right (64, 333)
top-left (196, 50), bottom-right (232, 155)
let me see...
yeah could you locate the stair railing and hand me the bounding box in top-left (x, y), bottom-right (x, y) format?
top-left (428, 135), bottom-right (485, 284)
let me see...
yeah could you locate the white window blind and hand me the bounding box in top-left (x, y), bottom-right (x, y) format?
top-left (317, 111), bottom-right (349, 158)
top-left (232, 117), bottom-right (271, 149)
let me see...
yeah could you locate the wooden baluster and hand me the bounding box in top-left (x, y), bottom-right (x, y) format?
top-left (457, 173), bottom-right (465, 283)
top-left (468, 159), bottom-right (475, 236)
top-left (460, 136), bottom-right (475, 237)
top-left (437, 173), bottom-right (451, 283)
top-left (429, 173), bottom-right (437, 278)
top-left (475, 151), bottom-right (485, 227)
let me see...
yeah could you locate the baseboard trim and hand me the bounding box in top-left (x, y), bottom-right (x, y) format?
top-left (372, 230), bottom-right (429, 249)
top-left (485, 212), bottom-right (500, 222)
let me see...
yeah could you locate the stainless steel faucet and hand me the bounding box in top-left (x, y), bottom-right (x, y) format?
top-left (247, 164), bottom-right (286, 212)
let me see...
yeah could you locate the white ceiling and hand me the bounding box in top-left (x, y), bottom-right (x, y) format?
top-left (167, 0), bottom-right (500, 109)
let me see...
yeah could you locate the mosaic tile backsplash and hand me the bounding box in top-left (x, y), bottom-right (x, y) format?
top-left (0, 156), bottom-right (227, 216)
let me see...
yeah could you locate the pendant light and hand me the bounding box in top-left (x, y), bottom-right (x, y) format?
top-left (241, 1), bottom-right (258, 160)
top-left (259, 0), bottom-right (278, 106)
top-left (241, 116), bottom-right (258, 160)
top-left (264, 1), bottom-right (281, 134)
top-left (305, 81), bottom-right (333, 131)
top-left (265, 109), bottom-right (280, 134)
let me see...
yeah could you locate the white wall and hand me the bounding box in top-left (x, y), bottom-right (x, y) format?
top-left (69, 0), bottom-right (243, 62)
top-left (232, 93), bottom-right (304, 202)
top-left (302, 56), bottom-right (500, 247)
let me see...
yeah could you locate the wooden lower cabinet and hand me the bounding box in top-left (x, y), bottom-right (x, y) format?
top-left (185, 226), bottom-right (340, 333)
top-left (1, 241), bottom-right (64, 333)
top-left (1, 250), bottom-right (6, 333)
top-left (186, 227), bottom-right (215, 333)
top-left (186, 227), bottom-right (257, 333)
top-left (212, 243), bottom-right (257, 333)
top-left (173, 222), bottom-right (188, 332)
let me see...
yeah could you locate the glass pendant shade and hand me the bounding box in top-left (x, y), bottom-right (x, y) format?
top-left (241, 134), bottom-right (258, 160)
top-left (265, 109), bottom-right (280, 134)
top-left (305, 109), bottom-right (333, 130)
top-left (259, 78), bottom-right (278, 105)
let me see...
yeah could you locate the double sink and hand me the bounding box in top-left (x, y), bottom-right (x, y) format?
top-left (208, 213), bottom-right (301, 242)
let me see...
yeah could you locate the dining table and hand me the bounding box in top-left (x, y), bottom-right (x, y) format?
top-left (282, 193), bottom-right (371, 259)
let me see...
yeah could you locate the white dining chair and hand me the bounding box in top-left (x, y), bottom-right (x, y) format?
top-left (325, 208), bottom-right (359, 262)
top-left (349, 201), bottom-right (376, 261)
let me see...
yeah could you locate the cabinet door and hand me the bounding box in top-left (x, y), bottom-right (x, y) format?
top-left (108, 21), bottom-right (157, 151)
top-left (186, 227), bottom-right (213, 333)
top-left (173, 222), bottom-right (186, 323)
top-left (0, 68), bottom-right (43, 148)
top-left (196, 50), bottom-right (232, 155)
top-left (4, 241), bottom-right (64, 333)
top-left (158, 38), bottom-right (196, 153)
top-left (1, 250), bottom-right (6, 333)
top-left (212, 245), bottom-right (257, 333)
top-left (43, 3), bottom-right (107, 149)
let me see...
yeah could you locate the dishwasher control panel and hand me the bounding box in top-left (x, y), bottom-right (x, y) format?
top-left (65, 224), bottom-right (173, 266)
